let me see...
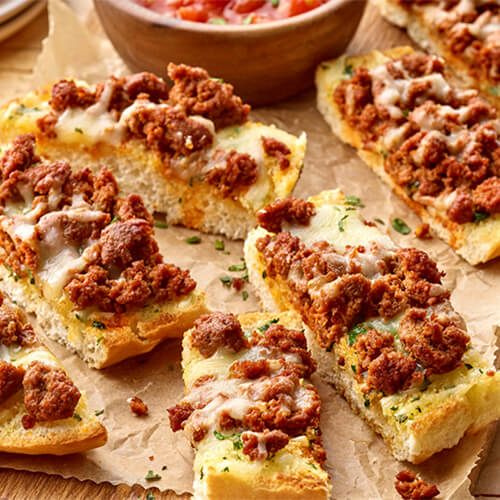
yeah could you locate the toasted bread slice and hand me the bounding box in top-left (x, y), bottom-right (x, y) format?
top-left (372, 0), bottom-right (500, 108)
top-left (0, 66), bottom-right (305, 240)
top-left (0, 136), bottom-right (207, 369)
top-left (0, 292), bottom-right (107, 455)
top-left (244, 189), bottom-right (500, 463)
top-left (169, 311), bottom-right (331, 500)
top-left (316, 47), bottom-right (500, 265)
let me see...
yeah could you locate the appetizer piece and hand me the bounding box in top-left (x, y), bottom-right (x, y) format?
top-left (316, 47), bottom-right (500, 265)
top-left (244, 190), bottom-right (500, 463)
top-left (372, 0), bottom-right (500, 106)
top-left (0, 135), bottom-right (206, 369)
top-left (0, 290), bottom-right (107, 454)
top-left (168, 311), bottom-right (331, 500)
top-left (0, 64), bottom-right (305, 239)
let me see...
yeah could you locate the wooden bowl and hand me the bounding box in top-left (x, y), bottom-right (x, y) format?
top-left (94, 0), bottom-right (366, 106)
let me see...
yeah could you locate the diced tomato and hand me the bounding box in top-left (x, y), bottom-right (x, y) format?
top-left (177, 6), bottom-right (209, 21)
top-left (288, 0), bottom-right (320, 16)
top-left (232, 0), bottom-right (266, 14)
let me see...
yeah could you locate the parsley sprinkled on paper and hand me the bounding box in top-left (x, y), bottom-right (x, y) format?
top-left (154, 220), bottom-right (168, 229)
top-left (145, 470), bottom-right (161, 481)
top-left (228, 262), bottom-right (246, 272)
top-left (345, 195), bottom-right (364, 207)
top-left (242, 291), bottom-right (249, 301)
top-left (220, 276), bottom-right (232, 287)
top-left (338, 214), bottom-right (349, 232)
top-left (215, 239), bottom-right (225, 251)
top-left (391, 218), bottom-right (411, 234)
top-left (95, 409), bottom-right (104, 416)
top-left (374, 217), bottom-right (385, 225)
top-left (186, 236), bottom-right (201, 244)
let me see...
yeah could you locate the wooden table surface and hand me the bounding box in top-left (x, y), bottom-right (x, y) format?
top-left (0, 3), bottom-right (497, 499)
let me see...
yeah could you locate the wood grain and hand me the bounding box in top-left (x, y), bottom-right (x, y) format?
top-left (0, 3), bottom-right (495, 499)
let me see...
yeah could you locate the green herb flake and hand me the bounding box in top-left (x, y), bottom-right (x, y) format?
top-left (209, 18), bottom-right (227, 24)
top-left (78, 247), bottom-right (83, 255)
top-left (73, 413), bottom-right (82, 421)
top-left (390, 406), bottom-right (398, 411)
top-left (186, 236), bottom-right (201, 244)
top-left (411, 396), bottom-right (420, 402)
top-left (228, 263), bottom-right (246, 272)
top-left (343, 64), bottom-right (354, 78)
top-left (402, 109), bottom-right (409, 117)
top-left (262, 270), bottom-right (267, 279)
top-left (95, 409), bottom-right (104, 416)
top-left (220, 276), bottom-right (232, 287)
top-left (307, 462), bottom-right (318, 470)
top-left (145, 470), bottom-right (162, 481)
top-left (489, 86), bottom-right (499, 96)
top-left (351, 364), bottom-right (357, 374)
top-left (92, 321), bottom-right (106, 330)
top-left (345, 195), bottom-right (364, 207)
top-left (215, 239), bottom-right (225, 251)
top-left (242, 15), bottom-right (253, 24)
top-left (348, 325), bottom-right (367, 345)
top-left (259, 318), bottom-right (279, 332)
top-left (364, 398), bottom-right (370, 408)
top-left (75, 313), bottom-right (83, 322)
top-left (374, 217), bottom-right (385, 225)
top-left (27, 269), bottom-right (35, 285)
top-left (16, 104), bottom-right (41, 115)
top-left (110, 215), bottom-right (118, 224)
top-left (395, 414), bottom-right (408, 424)
top-left (242, 291), bottom-right (249, 301)
top-left (189, 177), bottom-right (194, 187)
top-left (465, 363), bottom-right (473, 370)
top-left (380, 148), bottom-right (388, 159)
top-left (233, 436), bottom-right (243, 450)
top-left (96, 336), bottom-right (104, 345)
top-left (474, 211), bottom-right (489, 222)
top-left (200, 468), bottom-right (204, 480)
top-left (270, 0), bottom-right (279, 6)
top-left (391, 218), bottom-right (411, 235)
top-left (222, 466), bottom-right (230, 472)
top-left (338, 214), bottom-right (349, 232)
top-left (154, 220), bottom-right (168, 229)
top-left (146, 493), bottom-right (155, 500)
top-left (74, 127), bottom-right (84, 134)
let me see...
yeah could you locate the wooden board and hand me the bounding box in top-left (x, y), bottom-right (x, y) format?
top-left (0, 3), bottom-right (496, 499)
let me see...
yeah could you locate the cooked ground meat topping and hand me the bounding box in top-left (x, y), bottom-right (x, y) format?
top-left (0, 135), bottom-right (197, 313)
top-left (168, 313), bottom-right (325, 464)
top-left (128, 396), bottom-right (149, 416)
top-left (0, 361), bottom-right (25, 403)
top-left (334, 52), bottom-right (500, 224)
top-left (261, 137), bottom-right (292, 170)
top-left (257, 198), bottom-right (316, 233)
top-left (0, 302), bottom-right (35, 347)
top-left (395, 469), bottom-right (439, 499)
top-left (23, 361), bottom-right (81, 421)
top-left (256, 203), bottom-right (469, 394)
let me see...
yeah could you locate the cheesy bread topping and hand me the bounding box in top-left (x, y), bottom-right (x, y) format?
top-left (333, 52), bottom-right (500, 224)
top-left (168, 312), bottom-right (326, 466)
top-left (0, 135), bottom-right (196, 315)
top-left (396, 0), bottom-right (499, 87)
top-left (255, 196), bottom-right (473, 401)
top-left (32, 65), bottom-right (293, 201)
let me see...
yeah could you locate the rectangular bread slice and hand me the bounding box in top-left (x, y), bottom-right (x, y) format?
top-left (0, 64), bottom-right (305, 240)
top-left (244, 189), bottom-right (500, 463)
top-left (316, 46), bottom-right (500, 265)
top-left (372, 0), bottom-right (500, 108)
top-left (168, 311), bottom-right (331, 500)
top-left (0, 290), bottom-right (107, 455)
top-left (0, 135), bottom-right (207, 368)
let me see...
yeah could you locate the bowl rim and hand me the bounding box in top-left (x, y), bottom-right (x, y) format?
top-left (95, 0), bottom-right (366, 33)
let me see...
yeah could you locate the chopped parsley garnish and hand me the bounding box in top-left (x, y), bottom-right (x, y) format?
top-left (242, 291), bottom-right (248, 301)
top-left (242, 15), bottom-right (253, 24)
top-left (154, 220), bottom-right (168, 229)
top-left (146, 493), bottom-right (155, 500)
top-left (402, 109), bottom-right (409, 117)
top-left (186, 236), bottom-right (201, 244)
top-left (474, 211), bottom-right (489, 222)
top-left (307, 462), bottom-right (318, 469)
top-left (380, 148), bottom-right (388, 159)
top-left (242, 271), bottom-right (249, 281)
top-left (73, 413), bottom-right (82, 421)
top-left (75, 314), bottom-right (83, 322)
top-left (345, 195), bottom-right (364, 207)
top-left (338, 214), bottom-right (349, 232)
top-left (209, 18), bottom-right (227, 24)
top-left (348, 325), bottom-right (367, 345)
top-left (95, 409), bottom-right (104, 416)
top-left (395, 414), bottom-right (408, 424)
top-left (178, 198), bottom-right (182, 204)
top-left (145, 470), bottom-right (162, 481)
top-left (96, 336), bottom-right (104, 345)
top-left (5, 264), bottom-right (19, 281)
top-left (391, 218), bottom-right (411, 235)
top-left (364, 398), bottom-right (370, 408)
top-left (200, 468), bottom-right (204, 480)
top-left (92, 321), bottom-right (106, 330)
top-left (269, 0), bottom-right (279, 6)
top-left (262, 270), bottom-right (267, 279)
top-left (374, 217), bottom-right (385, 225)
top-left (222, 466), bottom-right (230, 472)
top-left (16, 104), bottom-right (41, 115)
top-left (351, 364), bottom-right (357, 373)
top-left (214, 431), bottom-right (243, 451)
top-left (259, 318), bottom-right (279, 332)
top-left (215, 239), bottom-right (225, 251)
top-left (411, 396), bottom-right (420, 402)
top-left (465, 363), bottom-right (473, 370)
top-left (74, 127), bottom-right (84, 134)
top-left (110, 215), bottom-right (118, 224)
top-left (489, 86), bottom-right (499, 96)
top-left (220, 276), bottom-right (232, 287)
top-left (343, 64), bottom-right (354, 78)
top-left (390, 406), bottom-right (398, 411)
top-left (228, 262), bottom-right (246, 272)
top-left (27, 269), bottom-right (35, 284)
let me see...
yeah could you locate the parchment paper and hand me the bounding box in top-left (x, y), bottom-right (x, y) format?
top-left (0, 1), bottom-right (499, 498)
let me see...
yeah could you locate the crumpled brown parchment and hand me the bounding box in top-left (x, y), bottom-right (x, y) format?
top-left (0, 1), bottom-right (498, 498)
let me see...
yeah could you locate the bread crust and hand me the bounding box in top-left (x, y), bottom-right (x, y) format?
top-left (244, 189), bottom-right (500, 463)
top-left (315, 47), bottom-right (500, 265)
top-left (0, 266), bottom-right (208, 369)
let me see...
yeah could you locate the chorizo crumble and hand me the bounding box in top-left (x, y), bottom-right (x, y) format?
top-left (168, 312), bottom-right (325, 464)
top-left (256, 202), bottom-right (470, 395)
top-left (0, 135), bottom-right (196, 314)
top-left (395, 469), bottom-right (439, 499)
top-left (334, 52), bottom-right (500, 224)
